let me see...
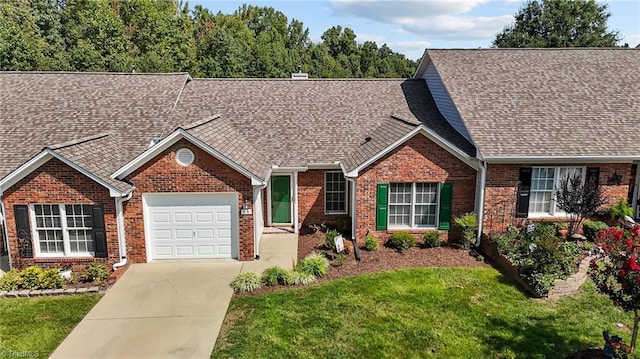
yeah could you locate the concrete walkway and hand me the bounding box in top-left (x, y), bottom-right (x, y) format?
top-left (50, 233), bottom-right (298, 359)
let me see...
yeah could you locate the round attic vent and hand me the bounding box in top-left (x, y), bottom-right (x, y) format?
top-left (176, 148), bottom-right (194, 166)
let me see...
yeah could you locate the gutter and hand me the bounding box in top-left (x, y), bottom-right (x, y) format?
top-left (340, 162), bottom-right (360, 261)
top-left (113, 192), bottom-right (133, 270)
top-left (253, 180), bottom-right (269, 260)
top-left (475, 160), bottom-right (487, 247)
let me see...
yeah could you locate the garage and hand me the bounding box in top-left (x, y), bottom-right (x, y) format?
top-left (143, 193), bottom-right (238, 260)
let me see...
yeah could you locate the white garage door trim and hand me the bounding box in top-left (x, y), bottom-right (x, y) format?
top-left (143, 193), bottom-right (239, 261)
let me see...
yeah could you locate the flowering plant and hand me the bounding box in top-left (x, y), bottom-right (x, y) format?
top-left (591, 225), bottom-right (640, 351)
top-left (58, 261), bottom-right (73, 271)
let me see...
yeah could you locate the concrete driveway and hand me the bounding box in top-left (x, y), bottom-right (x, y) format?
top-left (50, 233), bottom-right (298, 358)
top-left (50, 260), bottom-right (242, 359)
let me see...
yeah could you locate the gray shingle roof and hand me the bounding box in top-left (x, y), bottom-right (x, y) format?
top-left (171, 78), bottom-right (473, 174)
top-left (0, 72), bottom-right (189, 186)
top-left (423, 48), bottom-right (640, 159)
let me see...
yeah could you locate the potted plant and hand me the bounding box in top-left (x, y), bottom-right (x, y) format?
top-left (556, 222), bottom-right (569, 238)
top-left (58, 261), bottom-right (73, 279)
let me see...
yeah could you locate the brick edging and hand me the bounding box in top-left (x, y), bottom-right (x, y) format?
top-left (545, 255), bottom-right (595, 300)
top-left (0, 286), bottom-right (108, 298)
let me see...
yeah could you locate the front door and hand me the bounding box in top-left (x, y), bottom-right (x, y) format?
top-left (271, 175), bottom-right (291, 223)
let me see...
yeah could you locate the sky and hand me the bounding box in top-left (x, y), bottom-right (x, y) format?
top-left (191, 0), bottom-right (640, 60)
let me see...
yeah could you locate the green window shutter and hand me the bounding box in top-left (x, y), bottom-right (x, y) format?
top-left (438, 183), bottom-right (453, 230)
top-left (376, 183), bottom-right (389, 230)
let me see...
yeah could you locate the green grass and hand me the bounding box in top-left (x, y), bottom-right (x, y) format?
top-left (0, 294), bottom-right (101, 356)
top-left (212, 268), bottom-right (636, 359)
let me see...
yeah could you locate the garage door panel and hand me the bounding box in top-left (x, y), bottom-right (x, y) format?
top-left (145, 194), bottom-right (237, 260)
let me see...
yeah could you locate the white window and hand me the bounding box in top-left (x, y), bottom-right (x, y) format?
top-left (389, 183), bottom-right (438, 228)
top-left (325, 172), bottom-right (347, 214)
top-left (32, 204), bottom-right (94, 257)
top-left (528, 167), bottom-right (585, 216)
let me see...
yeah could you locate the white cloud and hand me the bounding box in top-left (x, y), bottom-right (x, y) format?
top-left (392, 40), bottom-right (431, 57)
top-left (330, 0), bottom-right (513, 40)
top-left (355, 32), bottom-right (386, 43)
top-left (622, 33), bottom-right (640, 47)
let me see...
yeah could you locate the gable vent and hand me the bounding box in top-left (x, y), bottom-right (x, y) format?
top-left (176, 148), bottom-right (194, 166)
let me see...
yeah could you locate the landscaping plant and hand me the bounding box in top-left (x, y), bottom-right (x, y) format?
top-left (555, 172), bottom-right (604, 235)
top-left (423, 231), bottom-right (442, 248)
top-left (261, 266), bottom-right (290, 286)
top-left (230, 272), bottom-right (262, 293)
top-left (453, 213), bottom-right (478, 248)
top-left (608, 198), bottom-right (635, 222)
top-left (591, 225), bottom-right (640, 351)
top-left (323, 229), bottom-right (340, 252)
top-left (583, 220), bottom-right (609, 242)
top-left (0, 269), bottom-right (22, 291)
top-left (285, 271), bottom-right (316, 286)
top-left (20, 266), bottom-right (43, 290)
top-left (364, 235), bottom-right (379, 252)
top-left (386, 232), bottom-right (417, 253)
top-left (38, 269), bottom-right (64, 289)
top-left (297, 252), bottom-right (330, 277)
top-left (82, 262), bottom-right (110, 284)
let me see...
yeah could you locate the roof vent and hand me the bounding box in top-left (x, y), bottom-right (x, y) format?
top-left (291, 65), bottom-right (308, 80)
top-left (148, 137), bottom-right (161, 148)
top-left (176, 148), bottom-right (195, 166)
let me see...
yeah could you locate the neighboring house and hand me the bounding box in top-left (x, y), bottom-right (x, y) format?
top-left (0, 48), bottom-right (638, 271)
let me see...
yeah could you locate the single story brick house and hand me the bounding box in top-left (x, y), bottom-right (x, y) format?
top-left (0, 48), bottom-right (639, 271)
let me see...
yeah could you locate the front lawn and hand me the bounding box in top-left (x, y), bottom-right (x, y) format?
top-left (0, 294), bottom-right (101, 356)
top-left (213, 268), bottom-right (635, 358)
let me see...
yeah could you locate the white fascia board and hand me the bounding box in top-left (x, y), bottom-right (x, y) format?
top-left (0, 149), bottom-right (126, 197)
top-left (307, 163), bottom-right (342, 170)
top-left (112, 129), bottom-right (265, 185)
top-left (483, 156), bottom-right (640, 164)
top-left (347, 125), bottom-right (478, 177)
top-left (271, 166), bottom-right (308, 172)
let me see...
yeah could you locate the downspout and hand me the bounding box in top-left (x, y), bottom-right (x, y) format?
top-left (253, 181), bottom-right (268, 260)
top-left (113, 191), bottom-right (133, 270)
top-left (345, 175), bottom-right (360, 261)
top-left (475, 160), bottom-right (487, 247)
top-left (0, 198), bottom-right (11, 269)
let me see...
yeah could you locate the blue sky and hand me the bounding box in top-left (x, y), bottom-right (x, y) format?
top-left (191, 1), bottom-right (640, 60)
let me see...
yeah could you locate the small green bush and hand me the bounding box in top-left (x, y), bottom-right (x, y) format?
top-left (324, 229), bottom-right (340, 252)
top-left (583, 220), bottom-right (608, 241)
top-left (230, 272), bottom-right (262, 293)
top-left (82, 262), bottom-right (110, 283)
top-left (423, 232), bottom-right (441, 248)
top-left (0, 269), bottom-right (22, 290)
top-left (20, 266), bottom-right (43, 289)
top-left (530, 221), bottom-right (557, 240)
top-left (297, 252), bottom-right (329, 277)
top-left (38, 269), bottom-right (64, 289)
top-left (386, 232), bottom-right (417, 253)
top-left (364, 235), bottom-right (379, 251)
top-left (607, 198), bottom-right (634, 220)
top-left (261, 266), bottom-right (289, 286)
top-left (285, 271), bottom-right (316, 286)
top-left (453, 212), bottom-right (478, 248)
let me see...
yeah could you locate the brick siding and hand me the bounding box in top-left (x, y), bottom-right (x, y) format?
top-left (2, 158), bottom-right (118, 270)
top-left (298, 170), bottom-right (349, 228)
top-left (124, 139), bottom-right (255, 262)
top-left (355, 135), bottom-right (477, 244)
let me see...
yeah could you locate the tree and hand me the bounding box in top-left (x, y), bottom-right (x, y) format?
top-left (493, 0), bottom-right (621, 48)
top-left (0, 0), bottom-right (49, 70)
top-left (555, 172), bottom-right (604, 235)
top-left (591, 225), bottom-right (640, 352)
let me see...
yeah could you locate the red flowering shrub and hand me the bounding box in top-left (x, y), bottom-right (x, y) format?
top-left (591, 225), bottom-right (640, 350)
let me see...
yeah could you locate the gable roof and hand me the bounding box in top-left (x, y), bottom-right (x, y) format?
top-left (170, 78), bottom-right (474, 173)
top-left (417, 48), bottom-right (640, 160)
top-left (0, 72), bottom-right (189, 189)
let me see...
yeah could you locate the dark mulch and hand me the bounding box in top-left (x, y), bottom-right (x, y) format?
top-left (565, 348), bottom-right (606, 359)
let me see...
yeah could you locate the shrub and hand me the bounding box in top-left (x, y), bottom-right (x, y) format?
top-left (297, 252), bottom-right (329, 277)
top-left (364, 235), bottom-right (379, 251)
top-left (261, 266), bottom-right (289, 286)
top-left (423, 232), bottom-right (441, 248)
top-left (82, 262), bottom-right (110, 283)
top-left (230, 272), bottom-right (262, 293)
top-left (38, 269), bottom-right (64, 289)
top-left (523, 272), bottom-right (556, 297)
top-left (607, 198), bottom-right (634, 220)
top-left (453, 213), bottom-right (478, 248)
top-left (336, 252), bottom-right (346, 267)
top-left (285, 271), bottom-right (316, 286)
top-left (529, 221), bottom-right (557, 240)
top-left (20, 266), bottom-right (43, 289)
top-left (583, 220), bottom-right (609, 241)
top-left (0, 269), bottom-right (22, 291)
top-left (386, 232), bottom-right (417, 253)
top-left (324, 229), bottom-right (340, 252)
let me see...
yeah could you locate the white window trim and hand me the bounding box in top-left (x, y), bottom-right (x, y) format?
top-left (528, 166), bottom-right (586, 218)
top-left (388, 182), bottom-right (440, 229)
top-left (324, 171), bottom-right (348, 215)
top-left (30, 204), bottom-right (95, 258)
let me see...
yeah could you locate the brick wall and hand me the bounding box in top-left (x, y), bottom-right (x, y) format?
top-left (298, 170), bottom-right (349, 228)
top-left (355, 135), bottom-right (477, 244)
top-left (2, 158), bottom-right (118, 270)
top-left (483, 163), bottom-right (633, 233)
top-left (124, 139), bottom-right (255, 262)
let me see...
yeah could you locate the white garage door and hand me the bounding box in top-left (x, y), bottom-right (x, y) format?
top-left (144, 193), bottom-right (238, 260)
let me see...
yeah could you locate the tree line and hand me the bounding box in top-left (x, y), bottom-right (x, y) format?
top-left (0, 0), bottom-right (417, 78)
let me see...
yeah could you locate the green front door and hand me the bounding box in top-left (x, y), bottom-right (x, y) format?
top-left (271, 175), bottom-right (291, 223)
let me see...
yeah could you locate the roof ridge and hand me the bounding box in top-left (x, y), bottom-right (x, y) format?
top-left (390, 114), bottom-right (421, 126)
top-left (427, 48), bottom-right (636, 51)
top-left (49, 132), bottom-right (113, 150)
top-left (188, 77), bottom-right (410, 82)
top-left (0, 71), bottom-right (190, 76)
top-left (181, 114), bottom-right (222, 130)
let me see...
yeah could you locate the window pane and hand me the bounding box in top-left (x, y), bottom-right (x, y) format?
top-left (325, 173), bottom-right (347, 213)
top-left (529, 168), bottom-right (555, 214)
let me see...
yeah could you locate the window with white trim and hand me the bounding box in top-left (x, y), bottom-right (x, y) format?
top-left (325, 172), bottom-right (347, 214)
top-left (389, 183), bottom-right (438, 227)
top-left (529, 167), bottom-right (585, 216)
top-left (33, 204), bottom-right (94, 256)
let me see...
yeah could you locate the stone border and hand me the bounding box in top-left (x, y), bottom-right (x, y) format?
top-left (546, 255), bottom-right (595, 300)
top-left (0, 286), bottom-right (107, 298)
